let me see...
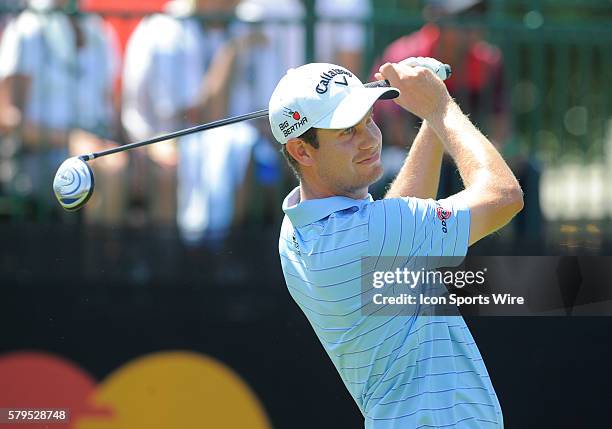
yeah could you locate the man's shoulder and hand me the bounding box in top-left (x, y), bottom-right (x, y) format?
top-left (279, 215), bottom-right (298, 246)
top-left (368, 196), bottom-right (428, 213)
top-left (279, 196), bottom-right (425, 233)
top-left (278, 197), bottom-right (411, 246)
top-left (366, 197), bottom-right (426, 230)
top-left (279, 202), bottom-right (370, 232)
top-left (278, 200), bottom-right (374, 239)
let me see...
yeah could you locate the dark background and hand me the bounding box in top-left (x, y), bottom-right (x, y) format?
top-left (2, 223), bottom-right (611, 428)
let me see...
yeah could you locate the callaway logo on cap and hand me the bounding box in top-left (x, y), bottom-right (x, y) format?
top-left (269, 63), bottom-right (399, 145)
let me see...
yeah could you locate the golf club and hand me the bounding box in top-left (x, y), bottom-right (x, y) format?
top-left (53, 61), bottom-right (451, 211)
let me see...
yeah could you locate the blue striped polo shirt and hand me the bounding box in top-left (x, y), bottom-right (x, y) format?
top-left (278, 187), bottom-right (503, 428)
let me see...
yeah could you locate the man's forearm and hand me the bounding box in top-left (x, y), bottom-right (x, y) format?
top-left (427, 101), bottom-right (519, 195)
top-left (385, 120), bottom-right (444, 200)
top-left (377, 60), bottom-right (523, 245)
top-left (428, 100), bottom-right (523, 244)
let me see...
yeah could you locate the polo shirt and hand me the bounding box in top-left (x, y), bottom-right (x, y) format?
top-left (279, 187), bottom-right (503, 428)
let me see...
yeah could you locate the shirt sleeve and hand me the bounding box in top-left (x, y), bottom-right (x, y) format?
top-left (368, 196), bottom-right (471, 267)
top-left (0, 13), bottom-right (43, 79)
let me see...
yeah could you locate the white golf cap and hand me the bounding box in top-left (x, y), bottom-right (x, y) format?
top-left (268, 63), bottom-right (399, 145)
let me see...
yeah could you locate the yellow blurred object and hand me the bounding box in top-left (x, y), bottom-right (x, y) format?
top-left (75, 351), bottom-right (271, 429)
top-left (586, 224), bottom-right (601, 234)
top-left (560, 224), bottom-right (578, 234)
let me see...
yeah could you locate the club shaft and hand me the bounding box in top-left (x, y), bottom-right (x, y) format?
top-left (80, 109), bottom-right (269, 161)
top-left (77, 68), bottom-right (450, 162)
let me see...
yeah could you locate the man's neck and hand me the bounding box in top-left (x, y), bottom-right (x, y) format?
top-left (299, 180), bottom-right (368, 202)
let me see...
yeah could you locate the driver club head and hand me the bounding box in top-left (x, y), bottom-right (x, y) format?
top-left (53, 157), bottom-right (95, 211)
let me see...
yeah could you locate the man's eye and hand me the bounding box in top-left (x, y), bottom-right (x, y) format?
top-left (341, 126), bottom-right (355, 136)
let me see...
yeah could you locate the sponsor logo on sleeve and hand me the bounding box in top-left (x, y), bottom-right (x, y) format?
top-left (436, 205), bottom-right (452, 234)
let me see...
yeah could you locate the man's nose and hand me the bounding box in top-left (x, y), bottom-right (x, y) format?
top-left (357, 127), bottom-right (376, 150)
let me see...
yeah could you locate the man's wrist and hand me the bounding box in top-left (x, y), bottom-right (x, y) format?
top-left (422, 116), bottom-right (445, 147)
top-left (425, 100), bottom-right (460, 140)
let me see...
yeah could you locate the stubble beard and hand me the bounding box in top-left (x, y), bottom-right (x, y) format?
top-left (332, 163), bottom-right (384, 197)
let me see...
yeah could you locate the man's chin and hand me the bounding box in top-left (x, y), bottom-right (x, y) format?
top-left (339, 167), bottom-right (384, 198)
top-left (367, 164), bottom-right (384, 186)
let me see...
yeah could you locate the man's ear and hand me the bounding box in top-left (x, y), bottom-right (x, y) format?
top-left (286, 138), bottom-right (316, 167)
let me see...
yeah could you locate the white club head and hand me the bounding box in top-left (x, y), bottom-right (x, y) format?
top-left (53, 157), bottom-right (95, 211)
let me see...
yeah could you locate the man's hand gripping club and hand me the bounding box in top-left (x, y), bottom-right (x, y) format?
top-left (377, 59), bottom-right (524, 246)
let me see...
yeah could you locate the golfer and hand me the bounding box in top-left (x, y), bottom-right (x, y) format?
top-left (270, 59), bottom-right (522, 428)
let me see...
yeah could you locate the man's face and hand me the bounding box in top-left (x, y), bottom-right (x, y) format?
top-left (310, 109), bottom-right (384, 197)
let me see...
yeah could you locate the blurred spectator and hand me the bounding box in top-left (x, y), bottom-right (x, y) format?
top-left (234, 0), bottom-right (302, 105)
top-left (237, 0), bottom-right (371, 76)
top-left (315, 0), bottom-right (371, 75)
top-left (371, 0), bottom-right (541, 237)
top-left (0, 0), bottom-right (126, 223)
top-left (177, 123), bottom-right (259, 246)
top-left (122, 0), bottom-right (277, 245)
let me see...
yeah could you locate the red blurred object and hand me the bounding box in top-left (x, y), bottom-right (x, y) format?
top-left (83, 0), bottom-right (167, 12)
top-left (82, 0), bottom-right (168, 54)
top-left (0, 352), bottom-right (111, 429)
top-left (81, 0), bottom-right (170, 104)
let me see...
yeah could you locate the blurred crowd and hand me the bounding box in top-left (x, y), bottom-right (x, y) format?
top-left (0, 0), bottom-right (540, 247)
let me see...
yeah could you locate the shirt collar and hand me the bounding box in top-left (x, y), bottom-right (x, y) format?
top-left (282, 186), bottom-right (373, 228)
